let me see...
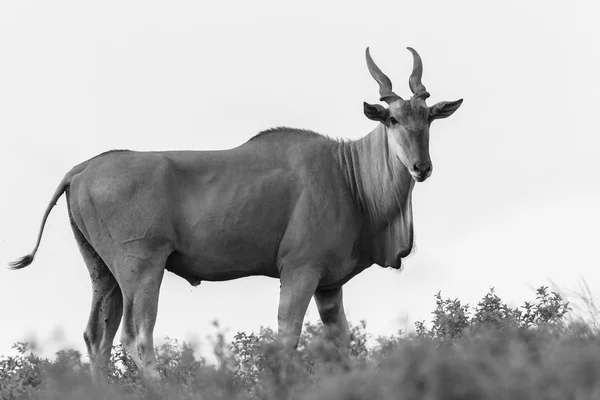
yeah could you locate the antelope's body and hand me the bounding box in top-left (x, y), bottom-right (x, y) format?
top-left (11, 47), bottom-right (462, 385)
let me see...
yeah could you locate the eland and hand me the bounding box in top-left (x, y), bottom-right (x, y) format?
top-left (10, 47), bottom-right (462, 385)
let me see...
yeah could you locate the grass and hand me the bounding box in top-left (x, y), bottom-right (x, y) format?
top-left (2, 286), bottom-right (600, 400)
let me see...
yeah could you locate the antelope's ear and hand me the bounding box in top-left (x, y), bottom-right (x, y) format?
top-left (363, 102), bottom-right (389, 123)
top-left (429, 99), bottom-right (463, 121)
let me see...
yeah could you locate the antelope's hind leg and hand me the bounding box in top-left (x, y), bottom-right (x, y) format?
top-left (71, 219), bottom-right (123, 387)
top-left (110, 247), bottom-right (169, 383)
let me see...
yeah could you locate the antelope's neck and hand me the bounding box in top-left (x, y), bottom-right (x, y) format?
top-left (337, 125), bottom-right (414, 227)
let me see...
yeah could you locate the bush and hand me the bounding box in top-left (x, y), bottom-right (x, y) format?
top-left (2, 286), bottom-right (597, 400)
top-left (414, 286), bottom-right (571, 341)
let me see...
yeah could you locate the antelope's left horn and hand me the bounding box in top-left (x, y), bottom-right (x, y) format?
top-left (407, 47), bottom-right (429, 99)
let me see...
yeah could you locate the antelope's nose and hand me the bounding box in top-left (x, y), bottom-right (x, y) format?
top-left (412, 161), bottom-right (432, 180)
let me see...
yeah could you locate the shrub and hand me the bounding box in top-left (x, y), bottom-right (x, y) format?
top-left (414, 286), bottom-right (572, 341)
top-left (0, 285), bottom-right (592, 400)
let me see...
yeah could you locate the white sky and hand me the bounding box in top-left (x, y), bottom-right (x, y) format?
top-left (1, 0), bottom-right (598, 359)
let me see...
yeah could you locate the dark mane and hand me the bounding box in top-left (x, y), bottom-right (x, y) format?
top-left (248, 127), bottom-right (329, 142)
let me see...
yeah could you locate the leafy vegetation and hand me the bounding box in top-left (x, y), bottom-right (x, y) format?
top-left (2, 286), bottom-right (599, 400)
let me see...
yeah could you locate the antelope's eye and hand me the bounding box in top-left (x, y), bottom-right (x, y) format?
top-left (389, 117), bottom-right (398, 125)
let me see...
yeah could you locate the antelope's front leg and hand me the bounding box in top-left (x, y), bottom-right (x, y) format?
top-left (277, 268), bottom-right (320, 348)
top-left (314, 287), bottom-right (350, 348)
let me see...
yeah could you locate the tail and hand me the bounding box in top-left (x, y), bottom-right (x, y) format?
top-left (9, 164), bottom-right (85, 270)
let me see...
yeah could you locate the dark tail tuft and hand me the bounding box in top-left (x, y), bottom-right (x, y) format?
top-left (9, 254), bottom-right (34, 270)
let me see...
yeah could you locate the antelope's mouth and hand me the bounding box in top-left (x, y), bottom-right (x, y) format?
top-left (411, 173), bottom-right (428, 183)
